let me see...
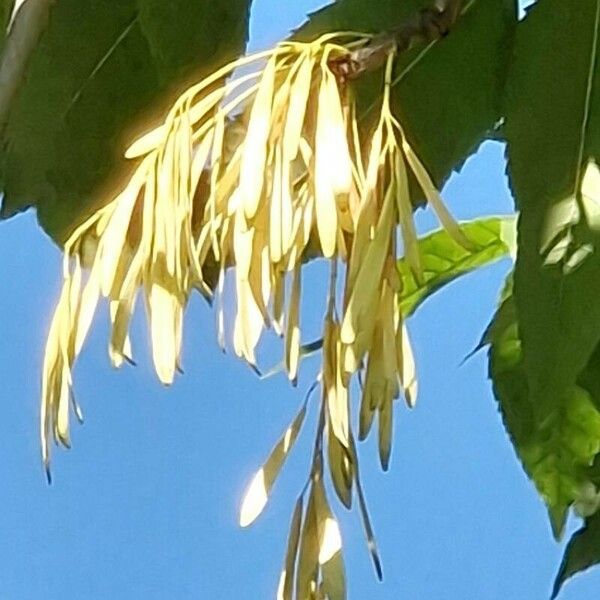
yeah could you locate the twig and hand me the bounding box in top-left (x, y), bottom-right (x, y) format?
top-left (329, 0), bottom-right (463, 81)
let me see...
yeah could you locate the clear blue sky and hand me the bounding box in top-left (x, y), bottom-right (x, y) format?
top-left (0, 1), bottom-right (598, 599)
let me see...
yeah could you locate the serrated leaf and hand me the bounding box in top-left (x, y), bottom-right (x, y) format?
top-left (488, 290), bottom-right (600, 539)
top-left (239, 400), bottom-right (308, 527)
top-left (397, 216), bottom-right (515, 318)
top-left (552, 512), bottom-right (600, 599)
top-left (0, 0), bottom-right (251, 243)
top-left (505, 0), bottom-right (600, 417)
top-left (298, 0), bottom-right (516, 188)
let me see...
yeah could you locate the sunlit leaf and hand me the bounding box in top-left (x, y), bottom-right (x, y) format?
top-left (397, 216), bottom-right (515, 318)
top-left (488, 289), bottom-right (600, 539)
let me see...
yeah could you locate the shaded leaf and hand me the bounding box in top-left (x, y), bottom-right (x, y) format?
top-left (240, 400), bottom-right (308, 527)
top-left (552, 512), bottom-right (600, 599)
top-left (0, 0), bottom-right (251, 243)
top-left (506, 0), bottom-right (600, 420)
top-left (0, 0), bottom-right (15, 52)
top-left (0, 0), bottom-right (50, 132)
top-left (397, 216), bottom-right (515, 317)
top-left (135, 0), bottom-right (250, 86)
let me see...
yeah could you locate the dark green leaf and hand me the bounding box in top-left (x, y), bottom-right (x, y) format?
top-left (397, 216), bottom-right (515, 317)
top-left (0, 1), bottom-right (14, 52)
top-left (298, 0), bottom-right (516, 187)
top-left (506, 0), bottom-right (600, 417)
top-left (135, 0), bottom-right (251, 86)
top-left (0, 0), bottom-right (251, 243)
top-left (488, 290), bottom-right (600, 539)
top-left (552, 512), bottom-right (600, 599)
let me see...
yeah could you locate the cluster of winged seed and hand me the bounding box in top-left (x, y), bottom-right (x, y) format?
top-left (41, 33), bottom-right (470, 593)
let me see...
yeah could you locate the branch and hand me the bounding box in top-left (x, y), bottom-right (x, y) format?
top-left (329, 0), bottom-right (463, 80)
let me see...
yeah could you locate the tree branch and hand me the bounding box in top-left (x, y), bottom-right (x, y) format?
top-left (329, 0), bottom-right (464, 80)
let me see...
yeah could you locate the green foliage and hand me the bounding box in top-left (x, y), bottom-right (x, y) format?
top-left (397, 216), bottom-right (515, 317)
top-left (488, 291), bottom-right (600, 539)
top-left (300, 0), bottom-right (516, 188)
top-left (505, 1), bottom-right (600, 427)
top-left (553, 512), bottom-right (600, 598)
top-left (0, 0), bottom-right (251, 242)
top-left (0, 0), bottom-right (14, 53)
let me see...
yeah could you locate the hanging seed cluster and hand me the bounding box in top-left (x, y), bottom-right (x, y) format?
top-left (42, 34), bottom-right (471, 596)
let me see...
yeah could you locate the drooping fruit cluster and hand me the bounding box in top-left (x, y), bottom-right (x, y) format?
top-left (42, 33), bottom-right (471, 596)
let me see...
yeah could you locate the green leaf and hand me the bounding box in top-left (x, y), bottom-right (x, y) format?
top-left (552, 512), bottom-right (600, 599)
top-left (397, 216), bottom-right (515, 317)
top-left (135, 0), bottom-right (251, 85)
top-left (505, 0), bottom-right (600, 414)
top-left (298, 0), bottom-right (516, 187)
top-left (0, 1), bottom-right (14, 51)
top-left (488, 291), bottom-right (600, 539)
top-left (0, 0), bottom-right (251, 243)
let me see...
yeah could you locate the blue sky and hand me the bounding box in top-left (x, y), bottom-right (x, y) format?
top-left (0, 1), bottom-right (598, 599)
